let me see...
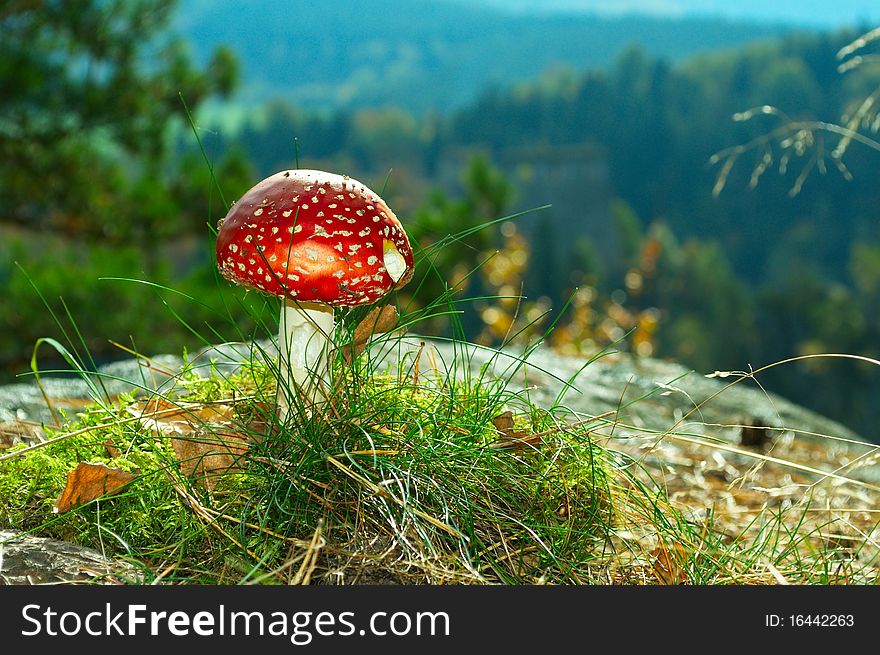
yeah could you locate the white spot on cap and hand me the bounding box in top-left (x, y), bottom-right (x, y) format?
top-left (254, 208), bottom-right (263, 216)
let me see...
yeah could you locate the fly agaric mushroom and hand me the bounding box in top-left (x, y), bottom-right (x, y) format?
top-left (216, 169), bottom-right (414, 421)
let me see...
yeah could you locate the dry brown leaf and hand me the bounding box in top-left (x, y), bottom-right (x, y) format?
top-left (490, 411), bottom-right (542, 451)
top-left (125, 398), bottom-right (235, 437)
top-left (492, 411), bottom-right (515, 434)
top-left (651, 542), bottom-right (689, 585)
top-left (172, 429), bottom-right (250, 489)
top-left (55, 462), bottom-right (138, 513)
top-left (1, 420), bottom-right (46, 449)
top-left (342, 305), bottom-right (399, 361)
top-left (103, 439), bottom-right (122, 458)
top-left (126, 397), bottom-right (234, 424)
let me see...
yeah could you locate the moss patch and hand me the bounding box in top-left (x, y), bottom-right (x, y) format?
top-left (0, 353), bottom-right (614, 584)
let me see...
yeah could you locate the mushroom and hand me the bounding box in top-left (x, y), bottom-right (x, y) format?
top-left (216, 169), bottom-right (414, 422)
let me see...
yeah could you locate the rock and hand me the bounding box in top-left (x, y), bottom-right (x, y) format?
top-left (0, 530), bottom-right (141, 585)
top-left (381, 339), bottom-right (880, 482)
top-left (2, 336), bottom-right (874, 473)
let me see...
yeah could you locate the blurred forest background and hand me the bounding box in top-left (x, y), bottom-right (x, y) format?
top-left (2, 0), bottom-right (880, 437)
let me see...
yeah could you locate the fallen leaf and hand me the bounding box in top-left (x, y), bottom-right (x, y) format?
top-left (342, 305), bottom-right (399, 361)
top-left (55, 462), bottom-right (138, 513)
top-left (492, 411), bottom-right (515, 434)
top-left (172, 428), bottom-right (250, 489)
top-left (103, 439), bottom-right (122, 458)
top-left (125, 397), bottom-right (235, 437)
top-left (651, 542), bottom-right (689, 585)
top-left (0, 420), bottom-right (45, 449)
top-left (490, 411), bottom-right (542, 451)
top-left (126, 396), bottom-right (234, 423)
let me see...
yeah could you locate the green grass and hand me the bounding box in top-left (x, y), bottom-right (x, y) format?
top-left (0, 322), bottom-right (617, 583)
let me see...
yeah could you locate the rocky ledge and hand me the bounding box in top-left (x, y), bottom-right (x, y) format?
top-left (2, 337), bottom-right (878, 584)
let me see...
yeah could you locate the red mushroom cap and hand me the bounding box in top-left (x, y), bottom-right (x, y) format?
top-left (216, 170), bottom-right (414, 306)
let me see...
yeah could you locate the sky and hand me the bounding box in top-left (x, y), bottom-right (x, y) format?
top-left (478, 0), bottom-right (880, 27)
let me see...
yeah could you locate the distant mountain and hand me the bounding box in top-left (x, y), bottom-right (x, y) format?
top-left (175, 0), bottom-right (798, 113)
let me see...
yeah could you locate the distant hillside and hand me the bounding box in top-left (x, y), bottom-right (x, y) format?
top-left (174, 0), bottom-right (794, 112)
top-left (472, 0), bottom-right (880, 28)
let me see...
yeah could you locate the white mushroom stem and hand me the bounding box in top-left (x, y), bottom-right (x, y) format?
top-left (277, 299), bottom-right (335, 422)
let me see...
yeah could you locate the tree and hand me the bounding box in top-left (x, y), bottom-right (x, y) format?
top-left (0, 0), bottom-right (238, 239)
top-left (709, 27), bottom-right (880, 199)
top-left (407, 155), bottom-right (514, 334)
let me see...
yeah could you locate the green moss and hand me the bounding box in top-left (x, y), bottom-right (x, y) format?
top-left (0, 362), bottom-right (276, 574)
top-left (1, 352), bottom-right (613, 583)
